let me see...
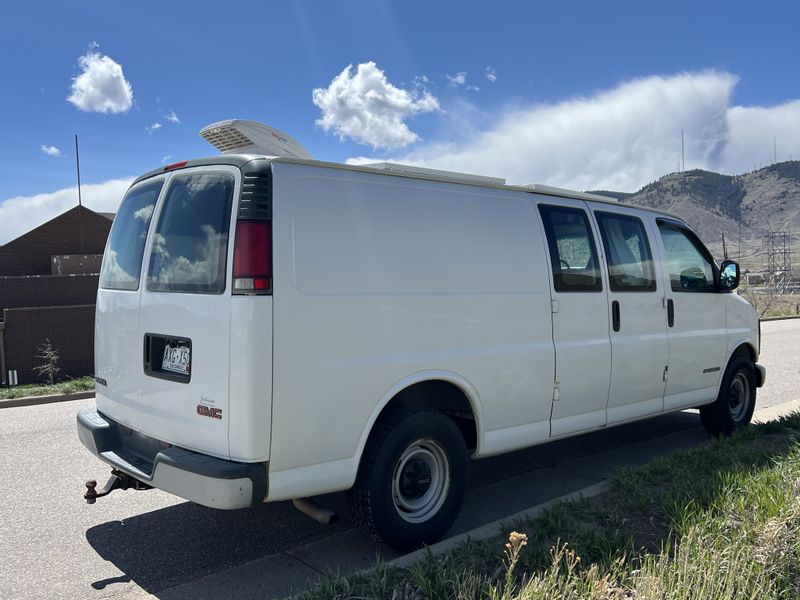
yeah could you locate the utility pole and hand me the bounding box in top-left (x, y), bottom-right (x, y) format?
top-left (722, 232), bottom-right (728, 260)
top-left (681, 127), bottom-right (685, 172)
top-left (774, 134), bottom-right (777, 164)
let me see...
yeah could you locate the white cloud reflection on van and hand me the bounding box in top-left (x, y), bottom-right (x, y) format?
top-left (149, 224), bottom-right (224, 286)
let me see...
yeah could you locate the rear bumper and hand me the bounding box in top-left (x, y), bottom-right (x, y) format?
top-left (77, 407), bottom-right (267, 509)
top-left (755, 363), bottom-right (766, 388)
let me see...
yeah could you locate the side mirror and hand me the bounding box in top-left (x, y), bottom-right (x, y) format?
top-left (719, 260), bottom-right (740, 291)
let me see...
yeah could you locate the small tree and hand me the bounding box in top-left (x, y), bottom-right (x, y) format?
top-left (34, 339), bottom-right (60, 385)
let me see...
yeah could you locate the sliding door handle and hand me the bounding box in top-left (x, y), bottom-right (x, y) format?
top-left (667, 299), bottom-right (675, 327)
top-left (612, 300), bottom-right (621, 332)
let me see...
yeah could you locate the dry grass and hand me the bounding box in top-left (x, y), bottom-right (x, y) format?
top-left (297, 414), bottom-right (800, 600)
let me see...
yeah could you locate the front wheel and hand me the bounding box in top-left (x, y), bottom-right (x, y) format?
top-left (700, 354), bottom-right (756, 436)
top-left (348, 408), bottom-right (469, 551)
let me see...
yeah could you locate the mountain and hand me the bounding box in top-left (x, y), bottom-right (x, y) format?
top-left (589, 161), bottom-right (800, 269)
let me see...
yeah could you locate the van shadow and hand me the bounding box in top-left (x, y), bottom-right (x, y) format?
top-left (85, 492), bottom-right (353, 594)
top-left (85, 410), bottom-right (702, 596)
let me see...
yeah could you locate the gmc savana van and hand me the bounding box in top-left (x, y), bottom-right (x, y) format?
top-left (78, 120), bottom-right (765, 550)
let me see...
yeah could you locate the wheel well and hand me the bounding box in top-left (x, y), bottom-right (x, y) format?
top-left (373, 380), bottom-right (478, 452)
top-left (732, 343), bottom-right (756, 364)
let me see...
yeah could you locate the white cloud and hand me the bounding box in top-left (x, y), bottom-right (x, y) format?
top-left (447, 72), bottom-right (467, 88)
top-left (0, 178), bottom-right (133, 244)
top-left (40, 145), bottom-right (62, 157)
top-left (164, 110), bottom-right (181, 124)
top-left (721, 99), bottom-right (800, 172)
top-left (146, 122), bottom-right (162, 134)
top-left (485, 67), bottom-right (497, 83)
top-left (466, 85), bottom-right (480, 92)
top-left (351, 71), bottom-right (799, 192)
top-left (67, 48), bottom-right (133, 114)
top-left (162, 154), bottom-right (174, 163)
top-left (312, 61), bottom-right (440, 149)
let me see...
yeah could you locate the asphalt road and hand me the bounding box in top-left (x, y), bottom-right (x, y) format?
top-left (1, 320), bottom-right (797, 600)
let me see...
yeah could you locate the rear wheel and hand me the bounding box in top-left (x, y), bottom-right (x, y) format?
top-left (700, 354), bottom-right (756, 436)
top-left (348, 408), bottom-right (469, 551)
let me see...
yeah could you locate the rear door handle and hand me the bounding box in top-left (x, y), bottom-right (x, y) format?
top-left (667, 299), bottom-right (675, 327)
top-left (612, 300), bottom-right (621, 332)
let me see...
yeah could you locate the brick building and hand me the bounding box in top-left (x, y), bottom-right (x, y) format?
top-left (0, 205), bottom-right (113, 384)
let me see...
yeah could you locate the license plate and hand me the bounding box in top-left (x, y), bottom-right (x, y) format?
top-left (162, 344), bottom-right (191, 375)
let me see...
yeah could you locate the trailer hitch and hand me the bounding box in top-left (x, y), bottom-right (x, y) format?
top-left (84, 469), bottom-right (150, 504)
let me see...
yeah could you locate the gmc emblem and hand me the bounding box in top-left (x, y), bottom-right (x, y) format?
top-left (196, 405), bottom-right (223, 419)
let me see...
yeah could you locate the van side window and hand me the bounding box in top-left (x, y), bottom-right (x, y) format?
top-left (594, 212), bottom-right (656, 292)
top-left (657, 222), bottom-right (716, 293)
top-left (100, 180), bottom-right (163, 291)
top-left (538, 205), bottom-right (602, 292)
top-left (147, 173), bottom-right (235, 294)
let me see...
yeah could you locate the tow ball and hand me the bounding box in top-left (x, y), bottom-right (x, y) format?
top-left (84, 469), bottom-right (150, 504)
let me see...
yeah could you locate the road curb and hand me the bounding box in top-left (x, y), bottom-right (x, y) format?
top-left (387, 481), bottom-right (607, 570)
top-left (0, 390), bottom-right (94, 409)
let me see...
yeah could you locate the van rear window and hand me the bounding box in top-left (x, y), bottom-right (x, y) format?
top-left (100, 180), bottom-right (163, 291)
top-left (146, 173), bottom-right (234, 294)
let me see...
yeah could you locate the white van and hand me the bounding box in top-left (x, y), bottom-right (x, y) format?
top-left (78, 121), bottom-right (765, 550)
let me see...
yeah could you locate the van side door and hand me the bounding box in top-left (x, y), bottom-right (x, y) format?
top-left (537, 201), bottom-right (612, 437)
top-left (656, 219), bottom-right (728, 409)
top-left (592, 208), bottom-right (669, 423)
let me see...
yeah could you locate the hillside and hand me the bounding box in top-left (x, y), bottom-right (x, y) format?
top-left (591, 161), bottom-right (800, 269)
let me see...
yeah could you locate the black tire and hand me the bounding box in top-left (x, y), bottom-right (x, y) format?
top-left (699, 353), bottom-right (756, 436)
top-left (348, 407), bottom-right (469, 551)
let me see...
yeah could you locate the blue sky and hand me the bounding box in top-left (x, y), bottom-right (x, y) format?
top-left (2, 1), bottom-right (800, 242)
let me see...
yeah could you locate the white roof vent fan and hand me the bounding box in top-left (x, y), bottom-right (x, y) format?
top-left (200, 119), bottom-right (313, 159)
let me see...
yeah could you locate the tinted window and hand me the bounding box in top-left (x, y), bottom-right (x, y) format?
top-left (658, 223), bottom-right (716, 292)
top-left (595, 212), bottom-right (657, 292)
top-left (100, 180), bottom-right (163, 290)
top-left (147, 173), bottom-right (234, 294)
top-left (538, 205), bottom-right (602, 292)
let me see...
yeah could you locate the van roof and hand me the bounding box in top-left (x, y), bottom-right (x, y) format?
top-left (131, 154), bottom-right (684, 221)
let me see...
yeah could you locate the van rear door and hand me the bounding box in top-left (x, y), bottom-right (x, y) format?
top-left (96, 177), bottom-right (166, 431)
top-left (136, 166), bottom-right (239, 459)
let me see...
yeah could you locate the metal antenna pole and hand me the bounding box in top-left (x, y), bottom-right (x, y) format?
top-left (681, 127), bottom-right (685, 172)
top-left (75, 134), bottom-right (83, 207)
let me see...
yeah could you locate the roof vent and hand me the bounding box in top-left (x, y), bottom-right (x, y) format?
top-left (200, 120), bottom-right (313, 159)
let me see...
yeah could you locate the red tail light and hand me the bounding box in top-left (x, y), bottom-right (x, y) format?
top-left (233, 220), bottom-right (272, 293)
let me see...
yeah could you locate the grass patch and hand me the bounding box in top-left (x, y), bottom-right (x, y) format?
top-left (297, 413), bottom-right (800, 599)
top-left (0, 375), bottom-right (95, 400)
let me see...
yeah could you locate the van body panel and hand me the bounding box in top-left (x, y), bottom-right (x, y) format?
top-left (268, 163), bottom-right (554, 485)
top-left (228, 295), bottom-right (273, 462)
top-left (725, 293), bottom-right (760, 361)
top-left (94, 289), bottom-right (143, 430)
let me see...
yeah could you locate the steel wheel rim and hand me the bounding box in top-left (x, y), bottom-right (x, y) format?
top-left (728, 372), bottom-right (750, 422)
top-left (391, 439), bottom-right (450, 524)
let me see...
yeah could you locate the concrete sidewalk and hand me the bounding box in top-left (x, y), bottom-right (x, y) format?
top-left (126, 398), bottom-right (800, 600)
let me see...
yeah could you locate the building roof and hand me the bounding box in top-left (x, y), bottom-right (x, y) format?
top-left (0, 205), bottom-right (113, 276)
